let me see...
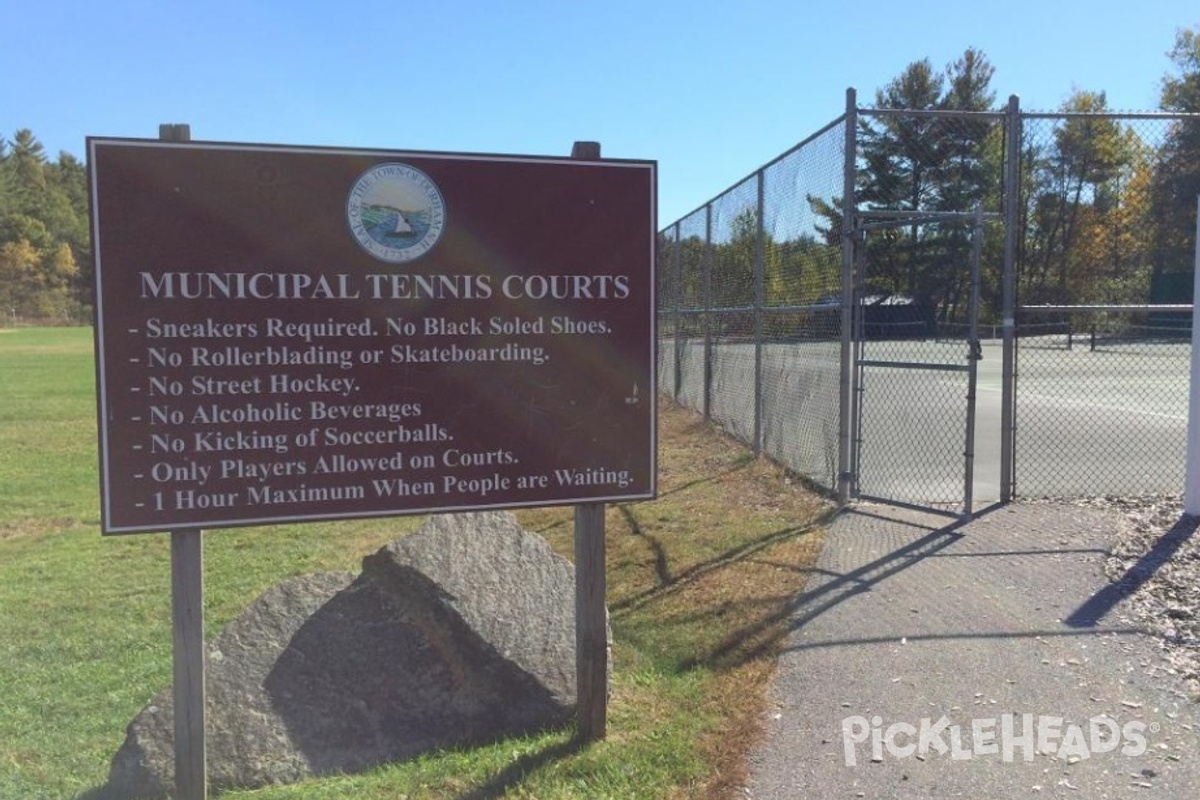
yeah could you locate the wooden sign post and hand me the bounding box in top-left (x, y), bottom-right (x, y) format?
top-left (570, 140), bottom-right (609, 743)
top-left (158, 123), bottom-right (208, 800)
top-left (573, 502), bottom-right (607, 741)
top-left (170, 527), bottom-right (206, 800)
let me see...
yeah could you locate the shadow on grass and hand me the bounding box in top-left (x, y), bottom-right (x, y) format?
top-left (76, 782), bottom-right (117, 799)
top-left (610, 512), bottom-right (836, 617)
top-left (607, 497), bottom-right (837, 679)
top-left (75, 735), bottom-right (587, 800)
top-left (454, 735), bottom-right (587, 800)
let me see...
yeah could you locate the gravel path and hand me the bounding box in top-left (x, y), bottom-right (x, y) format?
top-left (747, 499), bottom-right (1200, 799)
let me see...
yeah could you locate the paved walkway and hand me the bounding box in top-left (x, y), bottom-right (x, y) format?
top-left (748, 502), bottom-right (1199, 799)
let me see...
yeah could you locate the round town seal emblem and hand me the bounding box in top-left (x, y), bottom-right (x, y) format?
top-left (347, 163), bottom-right (446, 263)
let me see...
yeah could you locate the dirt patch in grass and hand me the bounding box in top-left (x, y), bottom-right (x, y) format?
top-left (0, 516), bottom-right (86, 541)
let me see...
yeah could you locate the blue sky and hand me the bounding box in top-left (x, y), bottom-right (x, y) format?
top-left (2, 0), bottom-right (1196, 224)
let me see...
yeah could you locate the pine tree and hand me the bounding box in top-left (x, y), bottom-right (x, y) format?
top-left (854, 49), bottom-right (999, 313)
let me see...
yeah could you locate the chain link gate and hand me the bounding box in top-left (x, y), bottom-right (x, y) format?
top-left (848, 207), bottom-right (991, 517)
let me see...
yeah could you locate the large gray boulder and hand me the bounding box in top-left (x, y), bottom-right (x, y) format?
top-left (107, 511), bottom-right (597, 797)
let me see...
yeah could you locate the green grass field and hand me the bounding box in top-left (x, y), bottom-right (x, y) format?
top-left (0, 327), bottom-right (829, 800)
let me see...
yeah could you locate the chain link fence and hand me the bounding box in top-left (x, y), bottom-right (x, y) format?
top-left (659, 119), bottom-right (847, 492)
top-left (659, 96), bottom-right (1199, 503)
top-left (1015, 113), bottom-right (1198, 497)
top-left (1015, 304), bottom-right (1190, 495)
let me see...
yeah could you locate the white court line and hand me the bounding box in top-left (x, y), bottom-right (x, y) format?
top-left (976, 383), bottom-right (1186, 421)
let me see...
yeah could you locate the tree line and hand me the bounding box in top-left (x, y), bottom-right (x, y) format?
top-left (665, 27), bottom-right (1200, 329)
top-left (5, 27), bottom-right (1200, 327)
top-left (0, 130), bottom-right (89, 323)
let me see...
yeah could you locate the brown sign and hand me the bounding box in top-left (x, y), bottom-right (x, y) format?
top-left (89, 139), bottom-right (656, 534)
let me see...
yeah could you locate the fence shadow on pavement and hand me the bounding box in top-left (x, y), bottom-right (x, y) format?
top-left (766, 502), bottom-right (1143, 659)
top-left (1065, 513), bottom-right (1200, 628)
top-left (672, 504), bottom-right (973, 669)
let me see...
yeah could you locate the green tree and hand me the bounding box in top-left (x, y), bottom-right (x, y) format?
top-left (6, 129), bottom-right (49, 213)
top-left (1037, 91), bottom-right (1140, 301)
top-left (674, 233), bottom-right (709, 312)
top-left (0, 137), bottom-right (10, 220)
top-left (854, 49), bottom-right (999, 318)
top-left (0, 240), bottom-right (42, 319)
top-left (1092, 137), bottom-right (1156, 303)
top-left (930, 49), bottom-right (1001, 322)
top-left (936, 47), bottom-right (999, 210)
top-left (1149, 26), bottom-right (1200, 282)
top-left (858, 58), bottom-right (944, 217)
top-left (0, 129), bottom-right (91, 322)
top-left (709, 206), bottom-right (794, 309)
top-left (1161, 26), bottom-right (1200, 112)
top-left (44, 152), bottom-right (90, 292)
top-left (713, 207), bottom-right (759, 310)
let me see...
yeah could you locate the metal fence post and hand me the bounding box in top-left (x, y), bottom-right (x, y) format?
top-left (754, 169), bottom-right (765, 456)
top-left (963, 203), bottom-right (985, 517)
top-left (1000, 94), bottom-right (1020, 503)
top-left (703, 203), bottom-right (713, 420)
top-left (837, 87), bottom-right (858, 504)
top-left (671, 223), bottom-right (683, 401)
top-left (1185, 196), bottom-right (1200, 515)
